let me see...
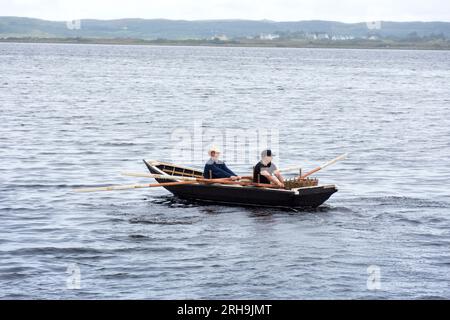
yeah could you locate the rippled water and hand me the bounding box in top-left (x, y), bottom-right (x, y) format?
top-left (1, 43), bottom-right (450, 299)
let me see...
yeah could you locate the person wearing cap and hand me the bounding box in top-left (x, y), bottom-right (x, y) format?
top-left (253, 149), bottom-right (284, 187)
top-left (203, 146), bottom-right (240, 180)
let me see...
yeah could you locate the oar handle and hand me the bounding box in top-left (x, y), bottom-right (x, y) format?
top-left (321, 153), bottom-right (348, 169)
top-left (300, 167), bottom-right (321, 179)
top-left (299, 153), bottom-right (347, 179)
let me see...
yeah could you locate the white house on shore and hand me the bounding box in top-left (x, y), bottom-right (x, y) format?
top-left (306, 33), bottom-right (330, 40)
top-left (210, 34), bottom-right (228, 41)
top-left (331, 35), bottom-right (355, 40)
top-left (259, 33), bottom-right (280, 40)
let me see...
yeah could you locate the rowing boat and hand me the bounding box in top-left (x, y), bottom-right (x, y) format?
top-left (143, 160), bottom-right (338, 209)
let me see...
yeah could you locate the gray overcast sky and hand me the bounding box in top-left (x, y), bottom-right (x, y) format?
top-left (1, 0), bottom-right (450, 22)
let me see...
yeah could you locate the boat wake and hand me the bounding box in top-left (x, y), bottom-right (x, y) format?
top-left (351, 196), bottom-right (450, 208)
top-left (128, 216), bottom-right (200, 225)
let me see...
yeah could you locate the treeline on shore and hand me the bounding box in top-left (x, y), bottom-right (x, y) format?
top-left (1, 36), bottom-right (450, 50)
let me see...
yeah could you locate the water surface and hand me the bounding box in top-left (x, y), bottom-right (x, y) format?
top-left (1, 43), bottom-right (450, 299)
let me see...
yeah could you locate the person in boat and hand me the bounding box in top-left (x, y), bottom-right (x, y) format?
top-left (203, 146), bottom-right (240, 180)
top-left (253, 149), bottom-right (285, 187)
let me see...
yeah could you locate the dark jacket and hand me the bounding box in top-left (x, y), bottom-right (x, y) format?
top-left (203, 159), bottom-right (237, 179)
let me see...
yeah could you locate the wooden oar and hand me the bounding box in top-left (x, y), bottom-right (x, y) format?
top-left (121, 172), bottom-right (253, 183)
top-left (75, 171), bottom-right (281, 193)
top-left (74, 180), bottom-right (197, 193)
top-left (121, 172), bottom-right (279, 188)
top-left (298, 153), bottom-right (348, 179)
top-left (75, 177), bottom-right (281, 193)
top-left (121, 172), bottom-right (279, 187)
top-left (122, 172), bottom-right (223, 182)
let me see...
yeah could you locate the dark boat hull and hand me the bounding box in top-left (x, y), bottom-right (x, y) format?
top-left (143, 160), bottom-right (337, 209)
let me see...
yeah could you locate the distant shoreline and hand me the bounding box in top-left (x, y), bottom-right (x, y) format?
top-left (1, 37), bottom-right (450, 50)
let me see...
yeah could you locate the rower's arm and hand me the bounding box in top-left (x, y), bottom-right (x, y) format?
top-left (221, 162), bottom-right (237, 176)
top-left (274, 170), bottom-right (284, 183)
top-left (204, 164), bottom-right (234, 179)
top-left (261, 171), bottom-right (282, 186)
